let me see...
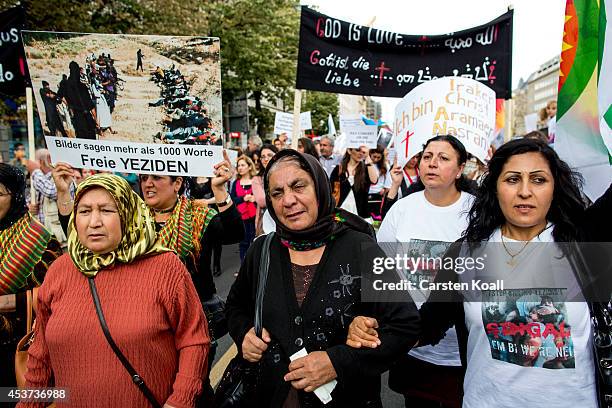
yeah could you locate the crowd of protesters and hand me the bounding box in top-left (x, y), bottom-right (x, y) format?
top-left (1, 127), bottom-right (612, 407)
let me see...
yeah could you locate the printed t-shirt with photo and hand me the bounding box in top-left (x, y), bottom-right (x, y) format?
top-left (461, 227), bottom-right (597, 407)
top-left (377, 190), bottom-right (473, 366)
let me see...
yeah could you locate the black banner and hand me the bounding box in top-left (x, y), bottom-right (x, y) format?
top-left (296, 7), bottom-right (513, 99)
top-left (0, 6), bottom-right (27, 97)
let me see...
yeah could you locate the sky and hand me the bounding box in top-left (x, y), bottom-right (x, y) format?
top-left (300, 0), bottom-right (567, 123)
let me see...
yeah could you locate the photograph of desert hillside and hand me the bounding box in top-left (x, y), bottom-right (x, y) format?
top-left (23, 31), bottom-right (221, 145)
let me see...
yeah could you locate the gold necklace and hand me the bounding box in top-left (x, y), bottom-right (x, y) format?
top-left (500, 229), bottom-right (531, 267)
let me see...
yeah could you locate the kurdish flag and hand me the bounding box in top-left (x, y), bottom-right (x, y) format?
top-left (555, 0), bottom-right (612, 200)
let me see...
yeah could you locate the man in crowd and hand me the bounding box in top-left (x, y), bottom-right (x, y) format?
top-left (319, 135), bottom-right (341, 177)
top-left (278, 133), bottom-right (289, 149)
top-left (247, 135), bottom-right (263, 155)
top-left (31, 149), bottom-right (72, 246)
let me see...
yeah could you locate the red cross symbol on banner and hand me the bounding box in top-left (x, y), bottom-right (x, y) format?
top-left (402, 130), bottom-right (414, 158)
top-left (375, 61), bottom-right (390, 86)
top-left (418, 35), bottom-right (429, 56)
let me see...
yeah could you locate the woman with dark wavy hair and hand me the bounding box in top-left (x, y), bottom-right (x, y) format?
top-left (347, 138), bottom-right (610, 408)
top-left (463, 138), bottom-right (585, 244)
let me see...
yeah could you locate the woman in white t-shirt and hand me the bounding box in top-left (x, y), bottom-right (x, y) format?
top-left (375, 135), bottom-right (475, 408)
top-left (350, 138), bottom-right (602, 407)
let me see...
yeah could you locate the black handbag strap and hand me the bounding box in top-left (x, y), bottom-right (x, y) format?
top-left (254, 232), bottom-right (274, 337)
top-left (88, 277), bottom-right (162, 408)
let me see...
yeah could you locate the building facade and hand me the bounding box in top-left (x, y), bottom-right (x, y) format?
top-left (338, 94), bottom-right (367, 116)
top-left (511, 56), bottom-right (560, 136)
top-left (365, 97), bottom-right (382, 121)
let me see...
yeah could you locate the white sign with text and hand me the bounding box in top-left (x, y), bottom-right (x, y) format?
top-left (339, 114), bottom-right (364, 131)
top-left (273, 111), bottom-right (312, 134)
top-left (394, 76), bottom-right (495, 164)
top-left (344, 125), bottom-right (378, 148)
top-left (46, 136), bottom-right (223, 176)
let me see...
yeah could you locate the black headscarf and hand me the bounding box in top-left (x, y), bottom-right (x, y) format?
top-left (263, 149), bottom-right (374, 250)
top-left (0, 163), bottom-right (28, 231)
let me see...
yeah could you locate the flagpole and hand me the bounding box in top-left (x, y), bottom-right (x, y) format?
top-left (505, 98), bottom-right (513, 142)
top-left (291, 89), bottom-right (302, 149)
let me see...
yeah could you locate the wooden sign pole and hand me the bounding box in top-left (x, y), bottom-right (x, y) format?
top-left (291, 89), bottom-right (302, 149)
top-left (26, 87), bottom-right (36, 205)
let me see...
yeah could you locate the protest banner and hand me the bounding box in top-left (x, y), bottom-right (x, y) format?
top-left (345, 124), bottom-right (378, 148)
top-left (394, 76), bottom-right (496, 165)
top-left (296, 6), bottom-right (512, 98)
top-left (23, 31), bottom-right (222, 176)
top-left (0, 6), bottom-right (28, 97)
top-left (273, 111), bottom-right (312, 134)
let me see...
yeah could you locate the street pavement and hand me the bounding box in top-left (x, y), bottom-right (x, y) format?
top-left (210, 243), bottom-right (404, 407)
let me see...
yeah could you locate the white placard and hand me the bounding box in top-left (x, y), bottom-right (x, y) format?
top-left (226, 148), bottom-right (239, 166)
top-left (274, 111), bottom-right (312, 134)
top-left (46, 136), bottom-right (223, 176)
top-left (394, 76), bottom-right (496, 165)
top-left (345, 125), bottom-right (378, 148)
top-left (300, 111), bottom-right (312, 130)
top-left (339, 114), bottom-right (364, 131)
top-left (273, 112), bottom-right (293, 135)
top-left (524, 113), bottom-right (538, 133)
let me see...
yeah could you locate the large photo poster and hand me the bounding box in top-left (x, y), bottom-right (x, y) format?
top-left (23, 31), bottom-right (223, 176)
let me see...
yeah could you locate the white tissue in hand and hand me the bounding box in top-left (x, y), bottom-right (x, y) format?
top-left (289, 348), bottom-right (337, 404)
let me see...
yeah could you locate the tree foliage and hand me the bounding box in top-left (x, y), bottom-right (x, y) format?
top-left (0, 0), bottom-right (213, 35)
top-left (206, 0), bottom-right (299, 103)
top-left (206, 0), bottom-right (308, 136)
top-left (301, 91), bottom-right (339, 136)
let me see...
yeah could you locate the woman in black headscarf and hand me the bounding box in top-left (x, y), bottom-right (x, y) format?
top-left (0, 163), bottom-right (61, 387)
top-left (225, 150), bottom-right (420, 407)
